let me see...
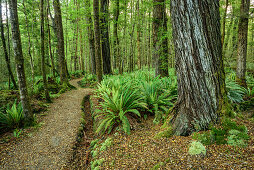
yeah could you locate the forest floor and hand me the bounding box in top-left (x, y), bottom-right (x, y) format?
top-left (0, 78), bottom-right (93, 169)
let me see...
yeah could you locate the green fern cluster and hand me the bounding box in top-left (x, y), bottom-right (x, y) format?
top-left (94, 71), bottom-right (177, 135)
top-left (0, 101), bottom-right (24, 130)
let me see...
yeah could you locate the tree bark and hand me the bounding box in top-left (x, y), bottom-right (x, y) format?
top-left (136, 0), bottom-right (141, 69)
top-left (40, 0), bottom-right (51, 102)
top-left (0, 0), bottom-right (17, 89)
top-left (8, 0), bottom-right (33, 124)
top-left (93, 0), bottom-right (103, 82)
top-left (85, 0), bottom-right (96, 75)
top-left (53, 0), bottom-right (69, 85)
top-left (170, 0), bottom-right (227, 136)
top-left (153, 0), bottom-right (169, 77)
top-left (100, 0), bottom-right (112, 75)
top-left (236, 0), bottom-right (250, 88)
top-left (113, 0), bottom-right (120, 71)
top-left (221, 0), bottom-right (229, 47)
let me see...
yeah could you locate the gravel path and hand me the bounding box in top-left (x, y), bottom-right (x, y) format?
top-left (0, 79), bottom-right (93, 170)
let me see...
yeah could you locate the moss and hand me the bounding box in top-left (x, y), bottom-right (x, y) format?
top-left (152, 162), bottom-right (164, 170)
top-left (188, 141), bottom-right (206, 156)
top-left (154, 126), bottom-right (173, 139)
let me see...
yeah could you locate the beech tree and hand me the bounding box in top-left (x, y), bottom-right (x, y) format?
top-left (170, 0), bottom-right (227, 136)
top-left (8, 0), bottom-right (33, 124)
top-left (236, 0), bottom-right (250, 88)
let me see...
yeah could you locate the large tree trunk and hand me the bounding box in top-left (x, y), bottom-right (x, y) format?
top-left (8, 0), bottom-right (33, 124)
top-left (236, 0), bottom-right (250, 88)
top-left (40, 0), bottom-right (51, 102)
top-left (100, 0), bottom-right (112, 75)
top-left (170, 0), bottom-right (227, 136)
top-left (0, 0), bottom-right (17, 89)
top-left (153, 0), bottom-right (169, 77)
top-left (53, 0), bottom-right (69, 85)
top-left (85, 0), bottom-right (96, 75)
top-left (93, 0), bottom-right (103, 82)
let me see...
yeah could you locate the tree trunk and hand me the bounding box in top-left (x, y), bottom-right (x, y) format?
top-left (0, 0), bottom-right (17, 89)
top-left (236, 0), bottom-right (250, 88)
top-left (93, 0), bottom-right (103, 82)
top-left (53, 0), bottom-right (69, 85)
top-left (136, 0), bottom-right (141, 69)
top-left (221, 0), bottom-right (229, 47)
top-left (85, 0), bottom-right (96, 75)
top-left (113, 0), bottom-right (120, 71)
top-left (100, 0), bottom-right (112, 75)
top-left (170, 0), bottom-right (227, 136)
top-left (8, 0), bottom-right (33, 124)
top-left (153, 0), bottom-right (169, 77)
top-left (40, 0), bottom-right (51, 102)
top-left (46, 0), bottom-right (56, 79)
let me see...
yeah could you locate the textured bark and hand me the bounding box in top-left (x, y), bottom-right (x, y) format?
top-left (85, 0), bottom-right (96, 75)
top-left (93, 0), bottom-right (103, 82)
top-left (221, 0), bottom-right (229, 47)
top-left (153, 0), bottom-right (169, 77)
top-left (236, 0), bottom-right (250, 88)
top-left (0, 0), bottom-right (17, 89)
top-left (129, 0), bottom-right (135, 72)
top-left (53, 0), bottom-right (69, 85)
top-left (100, 0), bottom-right (112, 75)
top-left (170, 0), bottom-right (226, 136)
top-left (40, 0), bottom-right (51, 102)
top-left (113, 0), bottom-right (120, 70)
top-left (8, 0), bottom-right (33, 124)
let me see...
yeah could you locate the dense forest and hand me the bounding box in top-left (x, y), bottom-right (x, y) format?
top-left (0, 0), bottom-right (253, 169)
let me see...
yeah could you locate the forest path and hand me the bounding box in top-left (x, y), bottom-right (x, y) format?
top-left (0, 78), bottom-right (93, 169)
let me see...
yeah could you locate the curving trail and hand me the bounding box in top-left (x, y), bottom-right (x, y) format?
top-left (0, 78), bottom-right (93, 169)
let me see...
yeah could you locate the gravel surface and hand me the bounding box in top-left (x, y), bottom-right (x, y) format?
top-left (0, 79), bottom-right (93, 170)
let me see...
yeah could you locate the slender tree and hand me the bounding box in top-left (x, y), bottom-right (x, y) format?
top-left (113, 0), bottom-right (120, 71)
top-left (153, 0), bottom-right (169, 77)
top-left (170, 0), bottom-right (227, 136)
top-left (85, 0), bottom-right (96, 75)
top-left (93, 0), bottom-right (103, 82)
top-left (221, 0), bottom-right (229, 47)
top-left (0, 0), bottom-right (17, 89)
top-left (8, 0), bottom-right (33, 124)
top-left (101, 0), bottom-right (112, 75)
top-left (236, 0), bottom-right (250, 88)
top-left (53, 0), bottom-right (69, 85)
top-left (40, 0), bottom-right (51, 102)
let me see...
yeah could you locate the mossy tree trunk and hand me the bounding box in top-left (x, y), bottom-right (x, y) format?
top-left (8, 0), bottom-right (33, 124)
top-left (170, 0), bottom-right (227, 136)
top-left (153, 0), bottom-right (169, 77)
top-left (236, 0), bottom-right (250, 88)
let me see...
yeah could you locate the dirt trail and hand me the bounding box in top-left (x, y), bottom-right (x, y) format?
top-left (0, 78), bottom-right (93, 170)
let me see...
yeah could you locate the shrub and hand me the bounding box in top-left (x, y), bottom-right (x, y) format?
top-left (227, 129), bottom-right (249, 147)
top-left (188, 141), bottom-right (206, 156)
top-left (0, 101), bottom-right (24, 130)
top-left (95, 82), bottom-right (146, 135)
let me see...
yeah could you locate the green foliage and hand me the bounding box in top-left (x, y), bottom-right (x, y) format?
top-left (188, 141), bottom-right (206, 156)
top-left (226, 77), bottom-right (246, 103)
top-left (0, 101), bottom-right (24, 130)
top-left (13, 128), bottom-right (23, 138)
top-left (69, 70), bottom-right (84, 78)
top-left (94, 71), bottom-right (177, 135)
top-left (91, 158), bottom-right (104, 170)
top-left (95, 80), bottom-right (146, 135)
top-left (79, 74), bottom-right (97, 87)
top-left (227, 130), bottom-right (249, 147)
top-left (192, 118), bottom-right (249, 147)
top-left (100, 138), bottom-right (112, 151)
